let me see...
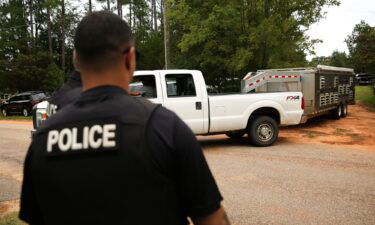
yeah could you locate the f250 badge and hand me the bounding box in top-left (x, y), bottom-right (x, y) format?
top-left (286, 96), bottom-right (300, 101)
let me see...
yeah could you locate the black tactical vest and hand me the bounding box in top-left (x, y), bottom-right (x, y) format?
top-left (30, 88), bottom-right (187, 225)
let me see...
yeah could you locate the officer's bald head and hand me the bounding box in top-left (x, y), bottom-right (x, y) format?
top-left (74, 11), bottom-right (134, 72)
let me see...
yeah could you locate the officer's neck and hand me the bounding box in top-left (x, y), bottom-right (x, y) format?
top-left (80, 69), bottom-right (131, 92)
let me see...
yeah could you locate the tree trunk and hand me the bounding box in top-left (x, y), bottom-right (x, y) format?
top-left (132, 0), bottom-right (135, 29)
top-left (163, 0), bottom-right (170, 69)
top-left (117, 0), bottom-right (122, 17)
top-left (129, 0), bottom-right (132, 29)
top-left (261, 0), bottom-right (270, 69)
top-left (28, 0), bottom-right (34, 48)
top-left (89, 0), bottom-right (92, 13)
top-left (152, 0), bottom-right (157, 30)
top-left (160, 0), bottom-right (164, 28)
top-left (61, 0), bottom-right (66, 72)
top-left (107, 0), bottom-right (110, 11)
top-left (46, 4), bottom-right (52, 58)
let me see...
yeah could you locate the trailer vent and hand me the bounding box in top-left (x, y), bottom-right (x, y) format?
top-left (320, 94), bottom-right (326, 106)
top-left (338, 85), bottom-right (344, 95)
top-left (349, 90), bottom-right (354, 100)
top-left (325, 93), bottom-right (330, 105)
top-left (320, 76), bottom-right (326, 89)
top-left (334, 93), bottom-right (339, 103)
top-left (346, 85), bottom-right (350, 95)
top-left (334, 77), bottom-right (339, 88)
top-left (330, 93), bottom-right (335, 104)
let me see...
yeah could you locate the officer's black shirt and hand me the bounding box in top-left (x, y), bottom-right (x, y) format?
top-left (20, 86), bottom-right (223, 225)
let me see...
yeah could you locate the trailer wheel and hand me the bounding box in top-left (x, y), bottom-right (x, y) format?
top-left (226, 131), bottom-right (246, 139)
top-left (341, 103), bottom-right (348, 117)
top-left (247, 116), bottom-right (279, 147)
top-left (333, 104), bottom-right (342, 120)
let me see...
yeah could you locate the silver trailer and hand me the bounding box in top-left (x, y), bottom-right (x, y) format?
top-left (242, 65), bottom-right (355, 123)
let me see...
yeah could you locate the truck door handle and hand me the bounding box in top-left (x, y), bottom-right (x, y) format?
top-left (196, 102), bottom-right (202, 110)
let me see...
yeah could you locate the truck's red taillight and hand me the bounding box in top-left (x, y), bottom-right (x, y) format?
top-left (301, 96), bottom-right (305, 110)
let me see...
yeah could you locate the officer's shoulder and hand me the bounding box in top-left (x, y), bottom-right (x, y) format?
top-left (34, 104), bottom-right (75, 135)
top-left (146, 104), bottom-right (179, 129)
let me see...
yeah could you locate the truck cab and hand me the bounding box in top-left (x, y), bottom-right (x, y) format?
top-left (131, 70), bottom-right (304, 146)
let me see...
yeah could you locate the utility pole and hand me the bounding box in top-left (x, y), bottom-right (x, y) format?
top-left (29, 0), bottom-right (34, 48)
top-left (47, 5), bottom-right (53, 58)
top-left (89, 0), bottom-right (92, 13)
top-left (61, 0), bottom-right (66, 72)
top-left (163, 0), bottom-right (170, 69)
top-left (117, 0), bottom-right (122, 17)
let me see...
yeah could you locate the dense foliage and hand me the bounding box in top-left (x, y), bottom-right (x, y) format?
top-left (0, 0), bottom-right (373, 94)
top-left (346, 21), bottom-right (375, 74)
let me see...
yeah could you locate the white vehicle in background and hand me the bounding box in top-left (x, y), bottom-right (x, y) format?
top-left (33, 70), bottom-right (305, 147)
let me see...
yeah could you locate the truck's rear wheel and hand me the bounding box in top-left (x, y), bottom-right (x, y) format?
top-left (226, 131), bottom-right (246, 139)
top-left (247, 116), bottom-right (279, 147)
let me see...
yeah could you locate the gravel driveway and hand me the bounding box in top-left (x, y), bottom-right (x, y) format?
top-left (1, 121), bottom-right (375, 224)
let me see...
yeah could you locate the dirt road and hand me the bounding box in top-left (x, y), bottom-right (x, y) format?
top-left (0, 104), bottom-right (374, 224)
top-left (281, 104), bottom-right (375, 151)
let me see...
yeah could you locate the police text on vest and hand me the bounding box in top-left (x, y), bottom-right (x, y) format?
top-left (47, 124), bottom-right (117, 152)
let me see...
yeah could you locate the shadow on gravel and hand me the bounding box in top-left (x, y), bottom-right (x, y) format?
top-left (199, 136), bottom-right (249, 148)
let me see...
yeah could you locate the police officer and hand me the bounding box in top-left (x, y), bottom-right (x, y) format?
top-left (48, 70), bottom-right (82, 115)
top-left (20, 11), bottom-right (229, 225)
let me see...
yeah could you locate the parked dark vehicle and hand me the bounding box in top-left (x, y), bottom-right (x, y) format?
top-left (355, 73), bottom-right (375, 86)
top-left (1, 91), bottom-right (47, 117)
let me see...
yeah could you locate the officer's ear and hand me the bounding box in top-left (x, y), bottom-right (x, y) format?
top-left (125, 47), bottom-right (136, 73)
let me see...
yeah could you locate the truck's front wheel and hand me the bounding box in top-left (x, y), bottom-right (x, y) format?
top-left (248, 116), bottom-right (279, 147)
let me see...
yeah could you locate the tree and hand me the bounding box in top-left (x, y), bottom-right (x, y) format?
top-left (309, 51), bottom-right (350, 68)
top-left (0, 0), bottom-right (79, 93)
top-left (167, 0), bottom-right (339, 90)
top-left (346, 21), bottom-right (375, 73)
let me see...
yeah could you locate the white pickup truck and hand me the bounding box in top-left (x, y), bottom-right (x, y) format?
top-left (32, 70), bottom-right (304, 146)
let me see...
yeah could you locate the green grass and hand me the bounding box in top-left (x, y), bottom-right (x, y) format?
top-left (306, 131), bottom-right (315, 138)
top-left (355, 86), bottom-right (375, 111)
top-left (0, 115), bottom-right (32, 121)
top-left (0, 212), bottom-right (25, 225)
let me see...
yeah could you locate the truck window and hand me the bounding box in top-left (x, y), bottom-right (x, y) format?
top-left (9, 97), bottom-right (17, 102)
top-left (129, 75), bottom-right (157, 98)
top-left (165, 74), bottom-right (196, 97)
top-left (32, 93), bottom-right (46, 101)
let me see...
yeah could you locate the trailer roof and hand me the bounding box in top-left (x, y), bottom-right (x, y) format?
top-left (258, 65), bottom-right (354, 74)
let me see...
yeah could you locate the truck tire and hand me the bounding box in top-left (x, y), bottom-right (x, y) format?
top-left (333, 104), bottom-right (342, 120)
top-left (1, 109), bottom-right (7, 117)
top-left (247, 116), bottom-right (279, 147)
top-left (226, 131), bottom-right (246, 139)
top-left (341, 103), bottom-right (348, 117)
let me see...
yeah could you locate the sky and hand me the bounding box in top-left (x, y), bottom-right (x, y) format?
top-left (306, 0), bottom-right (375, 60)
